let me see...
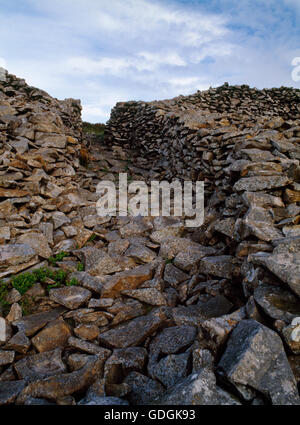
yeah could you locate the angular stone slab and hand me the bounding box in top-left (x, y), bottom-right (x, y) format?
top-left (218, 319), bottom-right (300, 405)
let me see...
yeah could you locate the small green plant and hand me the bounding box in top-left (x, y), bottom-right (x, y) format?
top-left (66, 278), bottom-right (79, 287)
top-left (31, 267), bottom-right (50, 283)
top-left (51, 269), bottom-right (67, 284)
top-left (46, 282), bottom-right (61, 292)
top-left (0, 281), bottom-right (9, 312)
top-left (12, 272), bottom-right (38, 295)
top-left (11, 267), bottom-right (68, 296)
top-left (165, 258), bottom-right (174, 265)
top-left (48, 251), bottom-right (68, 267)
top-left (20, 298), bottom-right (31, 316)
top-left (88, 234), bottom-right (97, 242)
top-left (77, 262), bottom-right (84, 272)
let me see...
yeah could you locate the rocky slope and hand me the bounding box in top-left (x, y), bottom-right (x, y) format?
top-left (0, 68), bottom-right (299, 405)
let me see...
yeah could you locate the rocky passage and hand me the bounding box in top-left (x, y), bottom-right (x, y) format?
top-left (0, 68), bottom-right (300, 405)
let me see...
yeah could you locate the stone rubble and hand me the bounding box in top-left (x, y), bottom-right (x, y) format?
top-left (0, 68), bottom-right (299, 405)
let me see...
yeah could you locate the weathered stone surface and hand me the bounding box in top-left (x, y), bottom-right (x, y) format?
top-left (152, 368), bottom-right (241, 405)
top-left (79, 395), bottom-right (129, 405)
top-left (0, 317), bottom-right (11, 343)
top-left (150, 227), bottom-right (183, 244)
top-left (18, 356), bottom-right (104, 402)
top-left (250, 251), bottom-right (300, 297)
top-left (13, 307), bottom-right (65, 336)
top-left (74, 324), bottom-right (99, 341)
top-left (282, 318), bottom-right (300, 354)
top-left (5, 331), bottom-right (30, 354)
top-left (49, 286), bottom-right (91, 309)
top-left (198, 308), bottom-right (246, 355)
top-left (119, 217), bottom-right (153, 238)
top-left (164, 263), bottom-right (189, 287)
top-left (0, 350), bottom-right (15, 366)
top-left (159, 238), bottom-right (214, 260)
top-left (35, 132), bottom-right (67, 148)
top-left (109, 298), bottom-right (146, 325)
top-left (65, 309), bottom-right (109, 327)
top-left (124, 372), bottom-right (164, 405)
top-left (69, 272), bottom-right (103, 294)
top-left (218, 320), bottom-right (300, 405)
top-left (288, 355), bottom-right (300, 383)
top-left (234, 176), bottom-right (290, 192)
top-left (254, 283), bottom-right (300, 322)
top-left (31, 318), bottom-right (72, 352)
top-left (5, 289), bottom-right (21, 305)
top-left (153, 352), bottom-right (191, 388)
top-left (173, 295), bottom-right (233, 326)
top-left (89, 298), bottom-right (114, 308)
top-left (14, 348), bottom-right (66, 380)
top-left (122, 288), bottom-right (167, 306)
top-left (101, 264), bottom-right (153, 298)
top-left (0, 244), bottom-right (36, 269)
top-left (67, 353), bottom-right (92, 371)
top-left (200, 256), bottom-right (234, 279)
top-left (243, 206), bottom-right (282, 242)
top-left (148, 325), bottom-right (196, 378)
top-left (104, 347), bottom-right (147, 383)
top-left (67, 336), bottom-right (111, 358)
top-left (125, 244), bottom-right (156, 263)
top-left (0, 188), bottom-right (29, 198)
top-left (0, 380), bottom-right (26, 405)
top-left (17, 232), bottom-right (51, 259)
top-left (76, 248), bottom-right (123, 275)
top-left (98, 308), bottom-right (168, 348)
top-left (174, 249), bottom-right (212, 272)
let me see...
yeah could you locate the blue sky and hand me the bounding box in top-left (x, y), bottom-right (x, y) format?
top-left (0, 0), bottom-right (299, 122)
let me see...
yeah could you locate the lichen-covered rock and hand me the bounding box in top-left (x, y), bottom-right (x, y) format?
top-left (101, 264), bottom-right (154, 298)
top-left (98, 308), bottom-right (169, 348)
top-left (31, 318), bottom-right (72, 352)
top-left (104, 347), bottom-right (147, 384)
top-left (14, 348), bottom-right (66, 380)
top-left (151, 368), bottom-right (241, 405)
top-left (49, 286), bottom-right (91, 310)
top-left (0, 380), bottom-right (26, 405)
top-left (218, 320), bottom-right (300, 405)
top-left (124, 372), bottom-right (164, 405)
top-left (254, 283), bottom-right (300, 322)
top-left (17, 356), bottom-right (104, 403)
top-left (13, 308), bottom-right (65, 337)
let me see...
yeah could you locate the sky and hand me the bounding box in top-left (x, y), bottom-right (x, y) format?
top-left (0, 0), bottom-right (299, 122)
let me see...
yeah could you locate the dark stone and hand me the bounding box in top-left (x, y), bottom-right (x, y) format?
top-left (0, 380), bottom-right (26, 405)
top-left (254, 283), bottom-right (300, 322)
top-left (124, 372), bottom-right (164, 405)
top-left (218, 320), bottom-right (300, 405)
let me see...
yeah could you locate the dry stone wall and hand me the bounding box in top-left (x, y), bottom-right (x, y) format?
top-left (106, 84), bottom-right (300, 184)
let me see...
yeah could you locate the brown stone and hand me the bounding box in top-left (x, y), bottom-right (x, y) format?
top-left (31, 318), bottom-right (72, 352)
top-left (101, 264), bottom-right (154, 298)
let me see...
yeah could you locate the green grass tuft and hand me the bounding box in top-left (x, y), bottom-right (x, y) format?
top-left (48, 251), bottom-right (68, 267)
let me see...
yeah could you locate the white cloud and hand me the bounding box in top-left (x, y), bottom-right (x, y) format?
top-left (138, 52), bottom-right (187, 68)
